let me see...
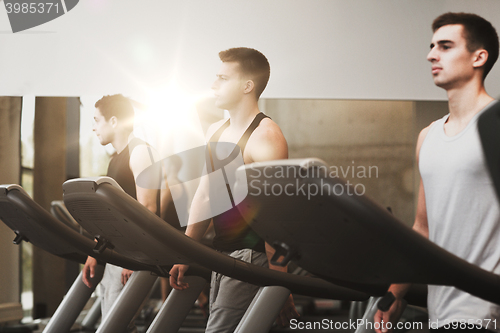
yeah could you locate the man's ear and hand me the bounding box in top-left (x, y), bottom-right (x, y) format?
top-left (243, 80), bottom-right (255, 94)
top-left (109, 115), bottom-right (118, 128)
top-left (473, 49), bottom-right (489, 69)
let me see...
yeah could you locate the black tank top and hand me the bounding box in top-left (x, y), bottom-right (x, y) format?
top-left (208, 113), bottom-right (269, 252)
top-left (107, 137), bottom-right (161, 216)
top-left (163, 182), bottom-right (187, 231)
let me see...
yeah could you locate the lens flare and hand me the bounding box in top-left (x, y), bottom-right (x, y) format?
top-left (134, 82), bottom-right (207, 156)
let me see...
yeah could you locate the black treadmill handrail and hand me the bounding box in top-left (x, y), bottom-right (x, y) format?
top-left (62, 177), bottom-right (369, 300)
top-left (0, 184), bottom-right (169, 274)
top-left (236, 160), bottom-right (500, 306)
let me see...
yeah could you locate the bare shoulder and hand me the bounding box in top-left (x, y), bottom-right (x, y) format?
top-left (130, 143), bottom-right (159, 161)
top-left (246, 117), bottom-right (288, 162)
top-left (205, 119), bottom-right (227, 141)
top-left (416, 122), bottom-right (434, 161)
top-left (129, 143), bottom-right (160, 176)
top-left (251, 117), bottom-right (286, 141)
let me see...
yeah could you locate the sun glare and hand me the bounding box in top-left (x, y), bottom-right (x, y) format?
top-left (134, 82), bottom-right (207, 157)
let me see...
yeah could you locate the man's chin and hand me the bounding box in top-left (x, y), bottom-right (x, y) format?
top-left (433, 78), bottom-right (447, 88)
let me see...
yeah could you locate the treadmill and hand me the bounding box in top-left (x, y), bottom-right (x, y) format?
top-left (0, 184), bottom-right (210, 333)
top-left (62, 177), bottom-right (370, 333)
top-left (233, 158), bottom-right (500, 308)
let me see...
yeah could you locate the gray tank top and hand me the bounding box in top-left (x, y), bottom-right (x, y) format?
top-left (419, 101), bottom-right (500, 329)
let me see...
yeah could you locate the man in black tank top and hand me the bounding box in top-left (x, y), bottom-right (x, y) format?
top-left (81, 95), bottom-right (161, 332)
top-left (170, 48), bottom-right (299, 332)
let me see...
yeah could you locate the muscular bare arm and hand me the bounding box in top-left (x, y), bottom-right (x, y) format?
top-left (118, 144), bottom-right (161, 285)
top-left (170, 121), bottom-right (225, 289)
top-left (245, 118), bottom-right (299, 325)
top-left (130, 145), bottom-right (160, 214)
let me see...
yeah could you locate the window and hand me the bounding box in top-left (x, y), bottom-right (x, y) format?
top-left (20, 96), bottom-right (35, 320)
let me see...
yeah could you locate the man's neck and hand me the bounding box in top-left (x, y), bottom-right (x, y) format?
top-left (112, 132), bottom-right (134, 154)
top-left (226, 99), bottom-right (261, 129)
top-left (446, 81), bottom-right (494, 122)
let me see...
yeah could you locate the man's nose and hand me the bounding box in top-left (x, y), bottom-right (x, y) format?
top-left (427, 47), bottom-right (438, 62)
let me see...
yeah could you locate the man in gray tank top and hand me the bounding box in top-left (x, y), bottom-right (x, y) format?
top-left (375, 12), bottom-right (500, 333)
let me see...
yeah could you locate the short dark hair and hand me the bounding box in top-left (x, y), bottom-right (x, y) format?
top-left (219, 47), bottom-right (270, 99)
top-left (432, 12), bottom-right (499, 79)
top-left (95, 94), bottom-right (135, 131)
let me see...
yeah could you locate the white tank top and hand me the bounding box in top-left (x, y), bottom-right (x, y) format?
top-left (419, 101), bottom-right (500, 330)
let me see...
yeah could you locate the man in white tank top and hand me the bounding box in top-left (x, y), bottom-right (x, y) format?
top-left (375, 13), bottom-right (500, 332)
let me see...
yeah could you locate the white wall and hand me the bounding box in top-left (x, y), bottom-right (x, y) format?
top-left (0, 0), bottom-right (499, 100)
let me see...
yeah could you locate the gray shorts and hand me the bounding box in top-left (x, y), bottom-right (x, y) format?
top-left (100, 264), bottom-right (137, 333)
top-left (100, 263), bottom-right (124, 319)
top-left (205, 248), bottom-right (268, 333)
